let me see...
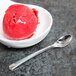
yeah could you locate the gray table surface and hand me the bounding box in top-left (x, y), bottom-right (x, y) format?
top-left (0, 0), bottom-right (76, 76)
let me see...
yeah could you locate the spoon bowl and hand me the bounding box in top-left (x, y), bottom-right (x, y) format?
top-left (52, 35), bottom-right (72, 47)
top-left (0, 1), bottom-right (53, 48)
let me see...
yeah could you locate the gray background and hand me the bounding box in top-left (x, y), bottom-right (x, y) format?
top-left (0, 0), bottom-right (76, 76)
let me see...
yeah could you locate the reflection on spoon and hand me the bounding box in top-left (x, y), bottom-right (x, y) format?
top-left (9, 35), bottom-right (72, 70)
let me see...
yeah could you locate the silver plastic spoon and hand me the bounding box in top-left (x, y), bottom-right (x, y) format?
top-left (9, 35), bottom-right (72, 70)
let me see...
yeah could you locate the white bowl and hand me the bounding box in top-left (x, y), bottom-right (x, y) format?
top-left (0, 1), bottom-right (53, 48)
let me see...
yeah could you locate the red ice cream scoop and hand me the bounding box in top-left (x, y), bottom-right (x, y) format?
top-left (3, 4), bottom-right (39, 40)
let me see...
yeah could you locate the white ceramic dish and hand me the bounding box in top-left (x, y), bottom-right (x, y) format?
top-left (0, 1), bottom-right (53, 48)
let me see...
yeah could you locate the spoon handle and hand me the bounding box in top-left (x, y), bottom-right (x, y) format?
top-left (9, 45), bottom-right (53, 70)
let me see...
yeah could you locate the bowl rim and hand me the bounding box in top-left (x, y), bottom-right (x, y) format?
top-left (0, 4), bottom-right (53, 43)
